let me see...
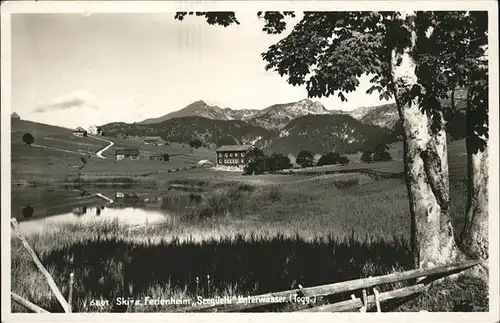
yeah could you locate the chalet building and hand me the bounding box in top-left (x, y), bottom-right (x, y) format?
top-left (216, 145), bottom-right (253, 166)
top-left (88, 125), bottom-right (100, 135)
top-left (150, 153), bottom-right (170, 161)
top-left (11, 112), bottom-right (21, 120)
top-left (115, 148), bottom-right (140, 161)
top-left (144, 136), bottom-right (165, 146)
top-left (73, 127), bottom-right (87, 137)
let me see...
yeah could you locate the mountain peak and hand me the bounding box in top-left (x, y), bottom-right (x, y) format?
top-left (186, 100), bottom-right (208, 107)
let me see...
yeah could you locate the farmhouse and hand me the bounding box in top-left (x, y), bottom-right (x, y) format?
top-left (73, 127), bottom-right (87, 137)
top-left (11, 112), bottom-right (21, 120)
top-left (216, 145), bottom-right (253, 166)
top-left (144, 136), bottom-right (165, 146)
top-left (115, 148), bottom-right (140, 161)
top-left (88, 125), bottom-right (100, 135)
top-left (150, 153), bottom-right (170, 161)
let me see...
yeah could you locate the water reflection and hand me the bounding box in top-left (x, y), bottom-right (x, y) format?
top-left (72, 206), bottom-right (88, 216)
top-left (19, 206), bottom-right (173, 236)
top-left (17, 190), bottom-right (205, 235)
top-left (22, 205), bottom-right (34, 219)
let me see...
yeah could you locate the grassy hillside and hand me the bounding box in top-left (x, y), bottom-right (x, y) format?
top-left (11, 119), bottom-right (106, 182)
top-left (11, 119), bottom-right (218, 183)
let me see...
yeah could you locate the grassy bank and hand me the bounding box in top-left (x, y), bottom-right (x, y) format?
top-left (11, 174), bottom-right (483, 313)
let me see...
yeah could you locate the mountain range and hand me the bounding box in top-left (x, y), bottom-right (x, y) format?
top-left (100, 98), bottom-right (400, 155)
top-left (100, 95), bottom-right (466, 155)
top-left (139, 98), bottom-right (397, 130)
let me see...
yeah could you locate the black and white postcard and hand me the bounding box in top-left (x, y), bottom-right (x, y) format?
top-left (1, 1), bottom-right (499, 322)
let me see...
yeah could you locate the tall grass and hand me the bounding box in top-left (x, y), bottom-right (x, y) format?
top-left (11, 226), bottom-right (412, 313)
top-left (11, 172), bottom-right (478, 313)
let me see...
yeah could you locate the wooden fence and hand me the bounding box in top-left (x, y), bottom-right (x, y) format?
top-left (10, 216), bottom-right (481, 313)
top-left (271, 168), bottom-right (404, 180)
top-left (10, 218), bottom-right (73, 314)
top-left (175, 260), bottom-right (480, 313)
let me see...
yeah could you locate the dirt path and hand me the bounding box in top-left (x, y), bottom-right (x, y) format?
top-left (88, 135), bottom-right (114, 159)
top-left (31, 144), bottom-right (87, 155)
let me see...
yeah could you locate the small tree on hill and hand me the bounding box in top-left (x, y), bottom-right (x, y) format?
top-left (189, 139), bottom-right (202, 150)
top-left (373, 143), bottom-right (393, 162)
top-left (296, 149), bottom-right (314, 168)
top-left (22, 133), bottom-right (34, 146)
top-left (188, 139), bottom-right (202, 152)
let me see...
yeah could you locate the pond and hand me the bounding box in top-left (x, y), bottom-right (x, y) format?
top-left (11, 186), bottom-right (204, 236)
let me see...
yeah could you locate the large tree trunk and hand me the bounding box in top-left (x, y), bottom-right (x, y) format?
top-left (391, 12), bottom-right (461, 269)
top-left (461, 140), bottom-right (488, 261)
top-left (460, 50), bottom-right (489, 264)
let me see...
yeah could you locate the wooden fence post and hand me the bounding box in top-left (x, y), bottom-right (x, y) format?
top-left (68, 273), bottom-right (75, 313)
top-left (360, 289), bottom-right (368, 312)
top-left (373, 287), bottom-right (381, 312)
top-left (10, 218), bottom-right (70, 313)
top-left (11, 292), bottom-right (50, 313)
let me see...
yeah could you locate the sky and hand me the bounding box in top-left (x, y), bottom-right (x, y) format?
top-left (12, 12), bottom-right (390, 129)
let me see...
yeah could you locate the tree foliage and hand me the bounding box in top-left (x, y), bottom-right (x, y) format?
top-left (174, 11), bottom-right (487, 150)
top-left (361, 144), bottom-right (392, 163)
top-left (266, 152), bottom-right (293, 172)
top-left (243, 150), bottom-right (292, 175)
top-left (316, 152), bottom-right (349, 166)
top-left (296, 149), bottom-right (314, 168)
top-left (361, 150), bottom-right (373, 163)
top-left (189, 138), bottom-right (203, 149)
top-left (22, 133), bottom-right (34, 146)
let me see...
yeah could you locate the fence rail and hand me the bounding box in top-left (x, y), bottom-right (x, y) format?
top-left (176, 260), bottom-right (480, 313)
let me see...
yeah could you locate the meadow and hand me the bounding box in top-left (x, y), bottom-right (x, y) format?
top-left (11, 171), bottom-right (486, 313)
top-left (11, 119), bottom-right (216, 184)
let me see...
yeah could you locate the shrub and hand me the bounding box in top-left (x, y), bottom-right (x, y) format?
top-left (189, 139), bottom-right (202, 149)
top-left (243, 150), bottom-right (291, 175)
top-left (373, 143), bottom-right (393, 162)
top-left (317, 152), bottom-right (349, 166)
top-left (243, 157), bottom-right (267, 175)
top-left (361, 150), bottom-right (374, 163)
top-left (296, 150), bottom-right (314, 168)
top-left (22, 133), bottom-right (35, 146)
top-left (266, 153), bottom-right (292, 172)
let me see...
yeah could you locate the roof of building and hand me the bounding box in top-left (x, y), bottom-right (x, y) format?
top-left (198, 159), bottom-right (214, 164)
top-left (115, 148), bottom-right (140, 155)
top-left (216, 145), bottom-right (253, 152)
top-left (11, 112), bottom-right (20, 118)
top-left (144, 136), bottom-right (163, 141)
top-left (74, 127), bottom-right (86, 132)
top-left (150, 153), bottom-right (169, 157)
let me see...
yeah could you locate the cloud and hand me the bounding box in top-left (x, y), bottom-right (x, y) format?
top-left (34, 90), bottom-right (100, 113)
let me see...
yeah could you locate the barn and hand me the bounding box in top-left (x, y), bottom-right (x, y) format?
top-left (150, 153), bottom-right (170, 161)
top-left (115, 148), bottom-right (140, 161)
top-left (144, 136), bottom-right (165, 146)
top-left (73, 127), bottom-right (87, 137)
